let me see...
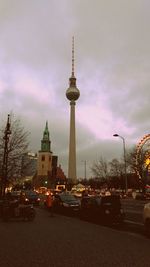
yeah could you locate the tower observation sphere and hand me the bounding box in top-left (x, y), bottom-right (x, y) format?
top-left (66, 77), bottom-right (80, 101)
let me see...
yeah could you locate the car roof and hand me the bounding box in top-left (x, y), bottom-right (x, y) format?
top-left (11, 191), bottom-right (21, 195)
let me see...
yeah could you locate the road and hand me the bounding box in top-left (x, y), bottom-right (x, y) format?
top-left (121, 198), bottom-right (148, 226)
top-left (0, 206), bottom-right (150, 267)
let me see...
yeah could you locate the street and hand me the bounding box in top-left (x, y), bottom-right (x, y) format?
top-left (121, 198), bottom-right (148, 226)
top-left (0, 206), bottom-right (150, 267)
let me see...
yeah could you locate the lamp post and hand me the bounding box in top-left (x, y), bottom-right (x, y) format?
top-left (113, 134), bottom-right (128, 194)
top-left (1, 114), bottom-right (11, 197)
top-left (82, 160), bottom-right (87, 180)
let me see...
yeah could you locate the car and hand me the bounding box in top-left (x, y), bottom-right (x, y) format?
top-left (135, 191), bottom-right (145, 200)
top-left (24, 191), bottom-right (41, 206)
top-left (10, 191), bottom-right (22, 200)
top-left (53, 192), bottom-right (80, 215)
top-left (8, 191), bottom-right (29, 204)
top-left (0, 191), bottom-right (29, 217)
top-left (143, 202), bottom-right (150, 237)
top-left (80, 195), bottom-right (125, 225)
top-left (0, 199), bottom-right (4, 217)
top-left (145, 188), bottom-right (150, 200)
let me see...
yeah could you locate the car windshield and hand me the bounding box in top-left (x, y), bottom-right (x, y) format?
top-left (25, 191), bottom-right (38, 196)
top-left (60, 194), bottom-right (77, 202)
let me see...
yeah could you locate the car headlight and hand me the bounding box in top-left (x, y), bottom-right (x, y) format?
top-left (105, 209), bottom-right (110, 214)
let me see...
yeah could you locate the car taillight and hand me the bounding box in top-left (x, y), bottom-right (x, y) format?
top-left (63, 203), bottom-right (69, 207)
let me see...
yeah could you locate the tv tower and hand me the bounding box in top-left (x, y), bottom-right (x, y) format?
top-left (66, 37), bottom-right (80, 184)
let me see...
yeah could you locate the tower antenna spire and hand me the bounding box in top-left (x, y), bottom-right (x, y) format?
top-left (72, 36), bottom-right (75, 77)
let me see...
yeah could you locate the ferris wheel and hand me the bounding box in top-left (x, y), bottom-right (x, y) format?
top-left (136, 134), bottom-right (150, 179)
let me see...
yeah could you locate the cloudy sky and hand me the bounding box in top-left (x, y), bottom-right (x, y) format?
top-left (0, 0), bottom-right (150, 178)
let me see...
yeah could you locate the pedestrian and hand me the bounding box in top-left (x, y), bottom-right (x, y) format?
top-left (82, 190), bottom-right (88, 198)
top-left (46, 192), bottom-right (54, 217)
top-left (19, 192), bottom-right (26, 205)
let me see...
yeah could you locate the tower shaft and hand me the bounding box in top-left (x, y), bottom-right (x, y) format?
top-left (68, 100), bottom-right (76, 183)
top-left (66, 37), bottom-right (80, 185)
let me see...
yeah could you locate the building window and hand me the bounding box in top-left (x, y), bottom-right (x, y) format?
top-left (42, 155), bottom-right (45, 161)
top-left (49, 156), bottom-right (51, 162)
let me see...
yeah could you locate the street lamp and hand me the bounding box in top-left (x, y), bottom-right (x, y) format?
top-left (82, 160), bottom-right (87, 180)
top-left (1, 114), bottom-right (11, 197)
top-left (113, 134), bottom-right (128, 194)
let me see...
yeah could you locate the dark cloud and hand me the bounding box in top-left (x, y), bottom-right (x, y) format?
top-left (0, 0), bottom-right (150, 178)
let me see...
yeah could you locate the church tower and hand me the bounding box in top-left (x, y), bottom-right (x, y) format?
top-left (41, 121), bottom-right (51, 153)
top-left (37, 121), bottom-right (53, 184)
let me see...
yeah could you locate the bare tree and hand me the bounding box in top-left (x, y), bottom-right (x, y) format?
top-left (91, 157), bottom-right (108, 181)
top-left (109, 158), bottom-right (124, 177)
top-left (126, 146), bottom-right (149, 189)
top-left (0, 114), bottom-right (30, 193)
top-left (108, 158), bottom-right (124, 188)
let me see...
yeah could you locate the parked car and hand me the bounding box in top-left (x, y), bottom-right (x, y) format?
top-left (145, 188), bottom-right (150, 200)
top-left (53, 192), bottom-right (80, 215)
top-left (0, 199), bottom-right (3, 217)
top-left (135, 191), bottom-right (145, 200)
top-left (24, 191), bottom-right (41, 206)
top-left (10, 191), bottom-right (22, 200)
top-left (7, 191), bottom-right (29, 204)
top-left (0, 191), bottom-right (29, 218)
top-left (143, 202), bottom-right (150, 237)
top-left (80, 195), bottom-right (125, 225)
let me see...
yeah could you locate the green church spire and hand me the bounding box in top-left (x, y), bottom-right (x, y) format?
top-left (41, 121), bottom-right (51, 152)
